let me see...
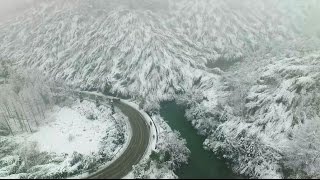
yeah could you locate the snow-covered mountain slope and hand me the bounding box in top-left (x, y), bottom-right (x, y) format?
top-left (0, 0), bottom-right (317, 108)
top-left (203, 51), bottom-right (320, 178)
top-left (0, 0), bottom-right (220, 111)
top-left (165, 0), bottom-right (320, 61)
top-left (1, 0), bottom-right (320, 178)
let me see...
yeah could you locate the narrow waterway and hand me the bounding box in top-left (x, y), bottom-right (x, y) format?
top-left (160, 101), bottom-right (241, 179)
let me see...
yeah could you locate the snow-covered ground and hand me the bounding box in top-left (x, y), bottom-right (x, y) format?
top-left (0, 100), bottom-right (130, 179)
top-left (27, 105), bottom-right (109, 155)
top-left (1, 0), bottom-right (320, 179)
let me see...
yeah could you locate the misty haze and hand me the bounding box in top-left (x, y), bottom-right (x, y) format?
top-left (0, 0), bottom-right (320, 179)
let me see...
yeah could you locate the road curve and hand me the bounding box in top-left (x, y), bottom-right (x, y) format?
top-left (79, 92), bottom-right (151, 179)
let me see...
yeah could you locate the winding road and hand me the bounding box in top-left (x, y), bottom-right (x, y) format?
top-left (78, 92), bottom-right (151, 179)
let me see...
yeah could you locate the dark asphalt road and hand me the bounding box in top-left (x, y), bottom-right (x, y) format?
top-left (83, 94), bottom-right (150, 179)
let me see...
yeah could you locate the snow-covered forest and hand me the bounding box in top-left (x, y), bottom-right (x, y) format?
top-left (1, 0), bottom-right (320, 179)
top-left (0, 62), bottom-right (131, 178)
top-left (0, 62), bottom-right (66, 135)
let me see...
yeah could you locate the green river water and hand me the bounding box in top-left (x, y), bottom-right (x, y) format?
top-left (160, 101), bottom-right (241, 179)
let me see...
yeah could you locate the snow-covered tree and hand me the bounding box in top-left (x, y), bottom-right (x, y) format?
top-left (282, 119), bottom-right (320, 178)
top-left (0, 68), bottom-right (70, 135)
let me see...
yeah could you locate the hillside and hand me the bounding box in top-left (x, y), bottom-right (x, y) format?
top-left (1, 0), bottom-right (320, 178)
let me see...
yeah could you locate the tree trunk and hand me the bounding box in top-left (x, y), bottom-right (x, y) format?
top-left (17, 96), bottom-right (32, 133)
top-left (27, 96), bottom-right (39, 127)
top-left (0, 106), bottom-right (14, 135)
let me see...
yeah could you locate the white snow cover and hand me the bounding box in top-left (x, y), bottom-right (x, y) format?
top-left (202, 51), bottom-right (320, 178)
top-left (0, 100), bottom-right (130, 179)
top-left (1, 0), bottom-right (319, 112)
top-left (1, 0), bottom-right (320, 179)
top-left (28, 105), bottom-right (108, 155)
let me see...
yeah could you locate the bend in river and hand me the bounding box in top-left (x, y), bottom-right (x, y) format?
top-left (160, 101), bottom-right (242, 179)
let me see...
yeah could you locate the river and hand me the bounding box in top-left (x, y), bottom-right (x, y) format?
top-left (160, 101), bottom-right (241, 179)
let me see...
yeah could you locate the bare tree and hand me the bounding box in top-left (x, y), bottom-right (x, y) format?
top-left (0, 68), bottom-right (69, 135)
